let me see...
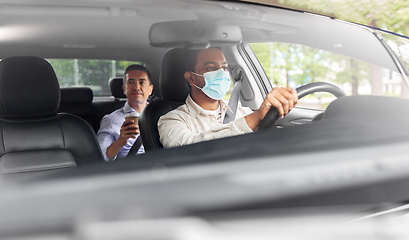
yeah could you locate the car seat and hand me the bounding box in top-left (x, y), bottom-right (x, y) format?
top-left (139, 48), bottom-right (190, 151)
top-left (0, 56), bottom-right (103, 182)
top-left (109, 77), bottom-right (127, 99)
top-left (59, 87), bottom-right (99, 132)
top-left (94, 77), bottom-right (128, 125)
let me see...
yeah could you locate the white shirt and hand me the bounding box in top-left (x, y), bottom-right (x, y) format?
top-left (97, 102), bottom-right (145, 161)
top-left (201, 103), bottom-right (222, 124)
top-left (158, 95), bottom-right (253, 148)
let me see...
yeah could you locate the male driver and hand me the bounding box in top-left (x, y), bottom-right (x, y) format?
top-left (158, 48), bottom-right (298, 148)
top-left (97, 65), bottom-right (153, 161)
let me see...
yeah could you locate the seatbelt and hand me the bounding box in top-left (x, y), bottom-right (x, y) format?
top-left (126, 136), bottom-right (143, 157)
top-left (223, 65), bottom-right (243, 124)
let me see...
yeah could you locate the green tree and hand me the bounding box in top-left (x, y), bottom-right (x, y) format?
top-left (278, 0), bottom-right (409, 97)
top-left (251, 43), bottom-right (335, 88)
top-left (48, 59), bottom-right (75, 87)
top-left (333, 57), bottom-right (370, 95)
top-left (48, 59), bottom-right (141, 96)
top-left (278, 0), bottom-right (409, 34)
top-left (291, 46), bottom-right (332, 85)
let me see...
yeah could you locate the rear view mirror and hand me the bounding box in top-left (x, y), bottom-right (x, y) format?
top-left (149, 20), bottom-right (242, 48)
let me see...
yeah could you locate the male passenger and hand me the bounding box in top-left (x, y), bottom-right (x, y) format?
top-left (158, 47), bottom-right (298, 148)
top-left (97, 65), bottom-right (153, 161)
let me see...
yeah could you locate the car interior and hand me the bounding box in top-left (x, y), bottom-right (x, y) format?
top-left (0, 0), bottom-right (409, 238)
top-left (0, 56), bottom-right (103, 182)
top-left (59, 78), bottom-right (127, 134)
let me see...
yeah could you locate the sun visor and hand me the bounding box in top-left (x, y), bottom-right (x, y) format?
top-left (149, 21), bottom-right (242, 48)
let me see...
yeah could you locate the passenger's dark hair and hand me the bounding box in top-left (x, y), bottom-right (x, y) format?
top-left (123, 64), bottom-right (152, 84)
top-left (183, 47), bottom-right (222, 73)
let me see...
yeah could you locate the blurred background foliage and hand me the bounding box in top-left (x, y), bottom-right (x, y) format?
top-left (278, 0), bottom-right (409, 35)
top-left (245, 0), bottom-right (409, 34)
top-left (247, 0), bottom-right (409, 97)
top-left (49, 59), bottom-right (140, 96)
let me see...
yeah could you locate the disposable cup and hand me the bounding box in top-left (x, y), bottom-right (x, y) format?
top-left (125, 112), bottom-right (139, 127)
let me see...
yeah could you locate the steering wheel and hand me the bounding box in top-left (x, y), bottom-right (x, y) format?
top-left (258, 82), bottom-right (346, 130)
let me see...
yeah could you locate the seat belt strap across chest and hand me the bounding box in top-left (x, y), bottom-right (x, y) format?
top-left (127, 136), bottom-right (143, 157)
top-left (223, 66), bottom-right (243, 124)
top-left (223, 80), bottom-right (242, 124)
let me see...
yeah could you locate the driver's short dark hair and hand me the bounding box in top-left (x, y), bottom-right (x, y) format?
top-left (183, 47), bottom-right (222, 73)
top-left (184, 49), bottom-right (202, 73)
top-left (124, 64), bottom-right (152, 84)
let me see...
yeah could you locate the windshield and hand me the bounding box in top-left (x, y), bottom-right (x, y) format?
top-left (251, 42), bottom-right (405, 110)
top-left (380, 31), bottom-right (409, 76)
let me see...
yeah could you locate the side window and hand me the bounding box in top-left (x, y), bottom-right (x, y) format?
top-left (224, 72), bottom-right (236, 101)
top-left (222, 74), bottom-right (234, 101)
top-left (250, 42), bottom-right (404, 110)
top-left (48, 59), bottom-right (141, 96)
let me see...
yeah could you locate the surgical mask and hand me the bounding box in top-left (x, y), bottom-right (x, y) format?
top-left (192, 68), bottom-right (231, 100)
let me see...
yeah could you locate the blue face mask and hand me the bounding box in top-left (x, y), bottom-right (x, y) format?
top-left (192, 68), bottom-right (231, 100)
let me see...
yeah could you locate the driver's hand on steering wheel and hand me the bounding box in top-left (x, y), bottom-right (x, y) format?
top-left (260, 87), bottom-right (298, 119)
top-left (245, 87), bottom-right (298, 130)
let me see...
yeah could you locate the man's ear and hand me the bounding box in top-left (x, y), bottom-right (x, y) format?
top-left (148, 84), bottom-right (154, 96)
top-left (122, 84), bottom-right (127, 96)
top-left (185, 72), bottom-right (195, 86)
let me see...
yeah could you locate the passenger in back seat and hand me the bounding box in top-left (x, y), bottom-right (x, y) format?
top-left (97, 65), bottom-right (153, 161)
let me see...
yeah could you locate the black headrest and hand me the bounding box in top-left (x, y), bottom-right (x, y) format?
top-left (60, 87), bottom-right (93, 105)
top-left (109, 77), bottom-right (126, 99)
top-left (159, 48), bottom-right (191, 102)
top-left (0, 56), bottom-right (60, 118)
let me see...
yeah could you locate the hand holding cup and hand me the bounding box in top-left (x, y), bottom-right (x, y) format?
top-left (125, 112), bottom-right (139, 128)
top-left (120, 112), bottom-right (140, 139)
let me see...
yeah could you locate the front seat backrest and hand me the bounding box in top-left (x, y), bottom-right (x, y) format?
top-left (139, 48), bottom-right (191, 151)
top-left (0, 56), bottom-right (103, 181)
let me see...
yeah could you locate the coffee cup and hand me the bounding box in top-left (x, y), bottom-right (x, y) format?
top-left (125, 112), bottom-right (140, 127)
